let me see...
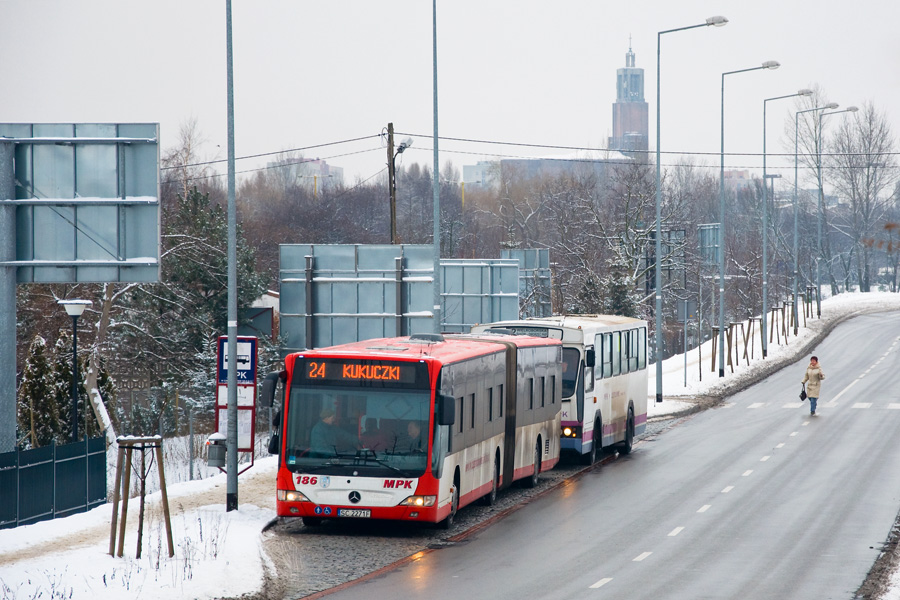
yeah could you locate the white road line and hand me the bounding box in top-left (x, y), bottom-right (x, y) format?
top-left (590, 578), bottom-right (613, 589)
top-left (633, 552), bottom-right (652, 562)
top-left (784, 402), bottom-right (803, 408)
top-left (888, 404), bottom-right (900, 410)
top-left (802, 421), bottom-right (810, 426)
top-left (668, 526), bottom-right (685, 536)
top-left (748, 402), bottom-right (765, 409)
top-left (775, 443), bottom-right (785, 448)
top-left (790, 432), bottom-right (798, 436)
top-left (742, 470), bottom-right (753, 476)
top-left (831, 378), bottom-right (860, 403)
top-left (852, 403), bottom-right (873, 409)
top-left (697, 505), bottom-right (711, 513)
top-left (760, 456), bottom-right (771, 462)
top-left (722, 486), bottom-right (734, 493)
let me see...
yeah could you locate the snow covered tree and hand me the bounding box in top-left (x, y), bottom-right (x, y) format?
top-left (17, 335), bottom-right (60, 448)
top-left (113, 186), bottom-right (268, 422)
top-left (50, 329), bottom-right (95, 443)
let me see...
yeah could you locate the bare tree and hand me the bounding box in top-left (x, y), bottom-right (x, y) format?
top-left (828, 102), bottom-right (899, 291)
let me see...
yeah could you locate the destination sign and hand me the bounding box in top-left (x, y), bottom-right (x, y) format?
top-left (298, 359), bottom-right (425, 386)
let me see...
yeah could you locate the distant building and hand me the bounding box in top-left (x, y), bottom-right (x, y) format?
top-left (608, 44), bottom-right (649, 160)
top-left (265, 157), bottom-right (344, 192)
top-left (463, 161), bottom-right (498, 189)
top-left (724, 170), bottom-right (754, 193)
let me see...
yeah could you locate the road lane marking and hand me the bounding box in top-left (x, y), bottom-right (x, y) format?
top-left (633, 552), bottom-right (652, 561)
top-left (722, 486), bottom-right (734, 493)
top-left (888, 404), bottom-right (900, 410)
top-left (760, 456), bottom-right (771, 462)
top-left (748, 403), bottom-right (765, 409)
top-left (831, 378), bottom-right (860, 403)
top-left (790, 432), bottom-right (798, 436)
top-left (802, 421), bottom-right (810, 426)
top-left (852, 403), bottom-right (872, 409)
top-left (590, 578), bottom-right (612, 588)
top-left (784, 402), bottom-right (803, 408)
top-left (697, 505), bottom-right (711, 513)
top-left (668, 527), bottom-right (685, 536)
top-left (742, 470), bottom-right (753, 476)
top-left (776, 443), bottom-right (785, 448)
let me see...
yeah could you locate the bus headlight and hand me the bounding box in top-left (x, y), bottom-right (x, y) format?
top-left (399, 495), bottom-right (436, 507)
top-left (561, 426), bottom-right (581, 438)
top-left (278, 489), bottom-right (310, 502)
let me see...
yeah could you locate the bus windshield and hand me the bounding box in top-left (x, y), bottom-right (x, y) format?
top-left (561, 347), bottom-right (580, 398)
top-left (284, 385), bottom-right (432, 477)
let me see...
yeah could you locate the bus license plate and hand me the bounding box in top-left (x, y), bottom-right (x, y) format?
top-left (338, 509), bottom-right (371, 518)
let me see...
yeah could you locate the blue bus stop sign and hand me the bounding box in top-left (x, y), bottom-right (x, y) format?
top-left (217, 336), bottom-right (257, 384)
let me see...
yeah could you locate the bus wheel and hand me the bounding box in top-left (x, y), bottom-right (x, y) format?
top-left (582, 418), bottom-right (600, 465)
top-left (620, 408), bottom-right (635, 455)
top-left (525, 441), bottom-right (541, 488)
top-left (439, 477), bottom-right (459, 529)
top-left (481, 455), bottom-right (500, 506)
top-left (302, 517), bottom-right (323, 527)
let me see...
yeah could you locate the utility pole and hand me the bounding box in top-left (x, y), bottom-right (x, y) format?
top-left (387, 123), bottom-right (397, 244)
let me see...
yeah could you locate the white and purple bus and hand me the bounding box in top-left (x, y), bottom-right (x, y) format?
top-left (471, 315), bottom-right (647, 463)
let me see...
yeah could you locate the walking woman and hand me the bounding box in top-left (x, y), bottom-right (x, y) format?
top-left (801, 356), bottom-right (826, 416)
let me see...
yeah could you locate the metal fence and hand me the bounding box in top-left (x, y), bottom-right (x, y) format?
top-left (0, 436), bottom-right (107, 530)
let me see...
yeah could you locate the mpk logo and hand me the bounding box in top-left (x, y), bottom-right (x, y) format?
top-left (383, 479), bottom-right (414, 489)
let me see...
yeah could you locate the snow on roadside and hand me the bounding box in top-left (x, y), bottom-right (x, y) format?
top-left (0, 458), bottom-right (277, 600)
top-left (3, 292), bottom-right (900, 599)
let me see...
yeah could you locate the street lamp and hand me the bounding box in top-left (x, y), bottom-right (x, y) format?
top-left (59, 299), bottom-right (91, 443)
top-left (654, 14), bottom-right (727, 403)
top-left (718, 60), bottom-right (780, 377)
top-left (762, 89), bottom-right (812, 358)
top-left (387, 123), bottom-right (413, 244)
top-left (815, 105), bottom-right (858, 316)
top-left (793, 102), bottom-right (838, 334)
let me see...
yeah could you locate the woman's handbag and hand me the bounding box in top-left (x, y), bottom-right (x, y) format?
top-left (800, 384), bottom-right (807, 401)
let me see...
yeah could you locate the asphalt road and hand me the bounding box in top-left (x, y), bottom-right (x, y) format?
top-left (319, 312), bottom-right (900, 600)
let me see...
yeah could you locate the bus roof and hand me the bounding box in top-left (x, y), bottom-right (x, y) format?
top-left (474, 314), bottom-right (644, 331)
top-left (293, 332), bottom-right (560, 365)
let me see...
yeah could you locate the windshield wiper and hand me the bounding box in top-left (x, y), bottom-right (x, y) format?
top-left (354, 448), bottom-right (407, 475)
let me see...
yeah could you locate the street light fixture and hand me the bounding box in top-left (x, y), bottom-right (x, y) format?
top-left (762, 89), bottom-right (812, 358)
top-left (815, 105), bottom-right (858, 316)
top-left (793, 102), bottom-right (838, 334)
top-left (718, 60), bottom-right (780, 377)
top-left (387, 124), bottom-right (413, 244)
top-left (654, 14), bottom-right (728, 403)
top-left (59, 299), bottom-right (91, 443)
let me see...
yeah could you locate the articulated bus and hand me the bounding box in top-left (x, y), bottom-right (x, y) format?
top-left (262, 332), bottom-right (562, 528)
top-left (471, 315), bottom-right (648, 464)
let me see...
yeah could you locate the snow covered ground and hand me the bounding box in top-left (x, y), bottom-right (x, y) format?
top-left (2, 291), bottom-right (900, 600)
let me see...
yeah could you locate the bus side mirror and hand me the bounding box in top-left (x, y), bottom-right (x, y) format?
top-left (261, 371), bottom-right (284, 407)
top-left (268, 433), bottom-right (281, 455)
top-left (437, 394), bottom-right (456, 426)
top-left (585, 349), bottom-right (596, 368)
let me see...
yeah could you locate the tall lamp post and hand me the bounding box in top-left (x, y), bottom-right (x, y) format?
top-left (59, 299), bottom-right (91, 443)
top-left (718, 60), bottom-right (780, 377)
top-left (654, 15), bottom-right (727, 403)
top-left (793, 102), bottom-right (838, 335)
top-left (816, 105), bottom-right (858, 316)
top-left (762, 89), bottom-right (812, 358)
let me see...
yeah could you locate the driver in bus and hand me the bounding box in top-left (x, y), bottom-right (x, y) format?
top-left (395, 420), bottom-right (426, 453)
top-left (310, 406), bottom-right (358, 455)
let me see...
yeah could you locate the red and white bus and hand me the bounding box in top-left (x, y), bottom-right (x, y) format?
top-left (262, 332), bottom-right (562, 528)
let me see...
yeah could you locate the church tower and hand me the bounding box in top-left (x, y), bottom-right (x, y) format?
top-left (609, 43), bottom-right (649, 160)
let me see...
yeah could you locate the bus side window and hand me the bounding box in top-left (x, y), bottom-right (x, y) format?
top-left (639, 327), bottom-right (647, 370)
top-left (584, 360), bottom-right (594, 392)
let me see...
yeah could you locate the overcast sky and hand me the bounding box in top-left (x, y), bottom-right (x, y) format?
top-left (3, 0), bottom-right (898, 187)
